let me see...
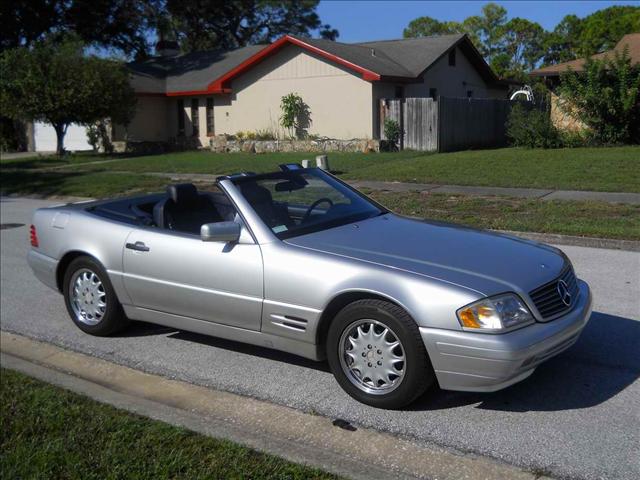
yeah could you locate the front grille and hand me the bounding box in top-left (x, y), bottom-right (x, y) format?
top-left (529, 266), bottom-right (579, 321)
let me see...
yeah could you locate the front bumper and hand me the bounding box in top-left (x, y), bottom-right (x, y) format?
top-left (27, 249), bottom-right (59, 291)
top-left (420, 280), bottom-right (592, 392)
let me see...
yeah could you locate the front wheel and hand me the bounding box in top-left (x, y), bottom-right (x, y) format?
top-left (327, 299), bottom-right (434, 409)
top-left (63, 256), bottom-right (128, 336)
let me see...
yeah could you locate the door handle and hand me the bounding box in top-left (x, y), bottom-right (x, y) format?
top-left (126, 241), bottom-right (150, 252)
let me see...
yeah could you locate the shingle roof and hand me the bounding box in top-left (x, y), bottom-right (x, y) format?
top-left (356, 34), bottom-right (467, 77)
top-left (129, 33), bottom-right (498, 95)
top-left (530, 33), bottom-right (640, 77)
top-left (128, 45), bottom-right (266, 93)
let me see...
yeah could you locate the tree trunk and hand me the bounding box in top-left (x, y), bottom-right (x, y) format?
top-left (53, 123), bottom-right (67, 156)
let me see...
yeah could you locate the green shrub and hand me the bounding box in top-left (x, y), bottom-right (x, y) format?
top-left (560, 130), bottom-right (588, 148)
top-left (255, 128), bottom-right (276, 140)
top-left (86, 120), bottom-right (113, 153)
top-left (383, 118), bottom-right (401, 151)
top-left (506, 103), bottom-right (564, 148)
top-left (280, 93), bottom-right (311, 139)
top-left (558, 49), bottom-right (640, 145)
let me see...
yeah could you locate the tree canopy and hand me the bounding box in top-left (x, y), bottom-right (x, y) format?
top-left (164, 0), bottom-right (338, 52)
top-left (1, 0), bottom-right (158, 59)
top-left (0, 39), bottom-right (136, 154)
top-left (403, 3), bottom-right (640, 80)
top-left (1, 1), bottom-right (337, 59)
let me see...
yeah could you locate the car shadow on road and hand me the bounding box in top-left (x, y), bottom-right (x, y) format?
top-left (166, 330), bottom-right (331, 373)
top-left (112, 320), bottom-right (176, 338)
top-left (410, 311), bottom-right (640, 412)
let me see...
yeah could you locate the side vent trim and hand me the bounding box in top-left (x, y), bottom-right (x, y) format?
top-left (270, 314), bottom-right (308, 332)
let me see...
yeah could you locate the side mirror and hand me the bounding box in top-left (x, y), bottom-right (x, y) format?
top-left (200, 221), bottom-right (241, 243)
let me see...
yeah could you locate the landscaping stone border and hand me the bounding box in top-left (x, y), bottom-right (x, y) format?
top-left (210, 136), bottom-right (380, 154)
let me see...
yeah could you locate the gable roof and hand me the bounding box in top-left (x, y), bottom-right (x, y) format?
top-left (530, 33), bottom-right (640, 77)
top-left (129, 45), bottom-right (266, 95)
top-left (129, 33), bottom-right (502, 96)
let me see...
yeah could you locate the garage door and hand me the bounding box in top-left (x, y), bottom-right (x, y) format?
top-left (34, 122), bottom-right (92, 152)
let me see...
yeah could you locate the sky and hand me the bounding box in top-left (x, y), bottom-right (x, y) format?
top-left (317, 1), bottom-right (639, 43)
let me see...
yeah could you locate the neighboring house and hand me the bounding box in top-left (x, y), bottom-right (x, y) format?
top-left (122, 34), bottom-right (509, 146)
top-left (530, 33), bottom-right (639, 131)
top-left (32, 122), bottom-right (92, 152)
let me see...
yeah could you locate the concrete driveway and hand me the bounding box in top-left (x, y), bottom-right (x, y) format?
top-left (1, 197), bottom-right (639, 480)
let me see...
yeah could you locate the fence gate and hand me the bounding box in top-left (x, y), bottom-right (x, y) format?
top-left (403, 97), bottom-right (438, 151)
top-left (379, 97), bottom-right (438, 152)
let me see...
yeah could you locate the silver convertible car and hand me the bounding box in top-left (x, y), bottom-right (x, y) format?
top-left (28, 165), bottom-right (592, 408)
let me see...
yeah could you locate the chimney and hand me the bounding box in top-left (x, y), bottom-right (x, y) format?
top-left (156, 39), bottom-right (180, 57)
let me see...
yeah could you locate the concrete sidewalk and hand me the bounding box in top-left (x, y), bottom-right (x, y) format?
top-left (145, 172), bottom-right (640, 205)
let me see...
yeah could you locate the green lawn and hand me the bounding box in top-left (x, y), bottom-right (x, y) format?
top-left (368, 191), bottom-right (640, 240)
top-left (0, 152), bottom-right (112, 169)
top-left (0, 170), bottom-right (167, 198)
top-left (0, 368), bottom-right (338, 479)
top-left (4, 146), bottom-right (639, 192)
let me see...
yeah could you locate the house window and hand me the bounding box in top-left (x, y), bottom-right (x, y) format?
top-left (206, 98), bottom-right (214, 135)
top-left (394, 86), bottom-right (404, 99)
top-left (177, 99), bottom-right (185, 136)
top-left (191, 99), bottom-right (199, 137)
top-left (448, 49), bottom-right (456, 66)
top-left (467, 90), bottom-right (473, 98)
top-left (429, 88), bottom-right (438, 99)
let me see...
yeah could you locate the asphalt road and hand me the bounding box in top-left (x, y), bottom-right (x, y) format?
top-left (2, 197), bottom-right (639, 480)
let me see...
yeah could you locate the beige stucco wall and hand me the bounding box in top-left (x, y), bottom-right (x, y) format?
top-left (126, 96), bottom-right (170, 142)
top-left (214, 44), bottom-right (374, 139)
top-left (405, 46), bottom-right (507, 100)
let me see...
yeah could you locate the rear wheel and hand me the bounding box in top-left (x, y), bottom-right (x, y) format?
top-left (63, 256), bottom-right (128, 336)
top-left (327, 299), bottom-right (434, 409)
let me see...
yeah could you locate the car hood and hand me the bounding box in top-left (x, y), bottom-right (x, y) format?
top-left (285, 214), bottom-right (566, 297)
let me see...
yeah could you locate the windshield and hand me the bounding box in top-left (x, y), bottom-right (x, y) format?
top-left (233, 169), bottom-right (384, 239)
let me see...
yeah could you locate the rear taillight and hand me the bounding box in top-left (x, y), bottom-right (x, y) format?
top-left (30, 224), bottom-right (39, 247)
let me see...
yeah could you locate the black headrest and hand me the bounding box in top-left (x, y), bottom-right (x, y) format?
top-left (167, 183), bottom-right (199, 206)
top-left (240, 183), bottom-right (272, 204)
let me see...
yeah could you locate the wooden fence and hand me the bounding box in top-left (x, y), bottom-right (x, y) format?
top-left (379, 96), bottom-right (521, 152)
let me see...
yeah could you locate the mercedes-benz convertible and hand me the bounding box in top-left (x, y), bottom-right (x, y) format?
top-left (28, 164), bottom-right (592, 408)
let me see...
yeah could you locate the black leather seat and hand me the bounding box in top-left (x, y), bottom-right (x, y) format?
top-left (239, 182), bottom-right (292, 228)
top-left (153, 183), bottom-right (223, 234)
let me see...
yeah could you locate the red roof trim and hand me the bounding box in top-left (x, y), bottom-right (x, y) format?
top-left (136, 35), bottom-right (382, 97)
top-left (207, 35), bottom-right (381, 92)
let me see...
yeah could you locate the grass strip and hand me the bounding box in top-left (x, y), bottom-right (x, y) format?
top-left (0, 368), bottom-right (339, 480)
top-left (368, 190), bottom-right (640, 240)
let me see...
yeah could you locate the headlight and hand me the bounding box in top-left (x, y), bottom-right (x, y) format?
top-left (456, 293), bottom-right (534, 333)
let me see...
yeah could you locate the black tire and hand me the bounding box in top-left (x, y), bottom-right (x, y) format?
top-left (326, 299), bottom-right (434, 409)
top-left (62, 256), bottom-right (128, 336)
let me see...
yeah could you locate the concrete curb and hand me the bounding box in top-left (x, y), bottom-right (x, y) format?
top-left (1, 331), bottom-right (551, 480)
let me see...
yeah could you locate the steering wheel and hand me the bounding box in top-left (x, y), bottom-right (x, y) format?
top-left (302, 198), bottom-right (334, 223)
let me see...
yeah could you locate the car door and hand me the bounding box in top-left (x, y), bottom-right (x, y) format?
top-left (122, 226), bottom-right (263, 331)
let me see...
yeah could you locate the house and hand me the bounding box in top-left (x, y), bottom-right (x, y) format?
top-left (31, 122), bottom-right (92, 152)
top-left (529, 33), bottom-right (639, 132)
top-left (120, 34), bottom-right (509, 147)
top-left (530, 33), bottom-right (639, 83)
